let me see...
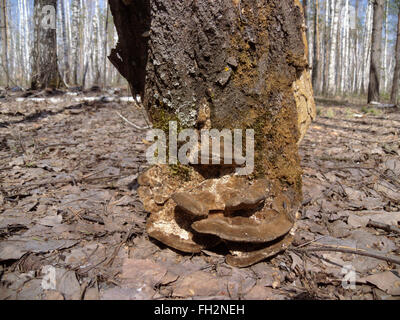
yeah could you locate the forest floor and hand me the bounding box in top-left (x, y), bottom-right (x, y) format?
top-left (0, 90), bottom-right (399, 300)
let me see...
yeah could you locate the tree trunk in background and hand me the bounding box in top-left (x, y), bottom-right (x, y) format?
top-left (92, 0), bottom-right (101, 85)
top-left (340, 0), bottom-right (349, 93)
top-left (312, 0), bottom-right (320, 92)
top-left (303, 0), bottom-right (310, 64)
top-left (0, 0), bottom-right (9, 87)
top-left (353, 0), bottom-right (359, 93)
top-left (368, 0), bottom-right (384, 103)
top-left (71, 0), bottom-right (80, 85)
top-left (361, 1), bottom-right (372, 94)
top-left (391, 6), bottom-right (400, 105)
top-left (109, 0), bottom-right (315, 267)
top-left (328, 0), bottom-right (341, 96)
top-left (322, 0), bottom-right (330, 94)
top-left (18, 0), bottom-right (28, 81)
top-left (383, 0), bottom-right (389, 93)
top-left (103, 2), bottom-right (109, 87)
top-left (31, 0), bottom-right (63, 89)
top-left (302, 0), bottom-right (308, 22)
top-left (60, 0), bottom-right (70, 84)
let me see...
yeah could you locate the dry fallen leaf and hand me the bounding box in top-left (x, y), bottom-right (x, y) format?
top-left (364, 271), bottom-right (400, 296)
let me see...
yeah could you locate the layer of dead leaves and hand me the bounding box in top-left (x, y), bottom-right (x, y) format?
top-left (0, 92), bottom-right (399, 300)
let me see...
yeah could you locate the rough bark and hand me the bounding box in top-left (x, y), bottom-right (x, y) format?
top-left (109, 0), bottom-right (315, 267)
top-left (368, 0), bottom-right (384, 103)
top-left (0, 0), bottom-right (9, 86)
top-left (391, 6), bottom-right (400, 105)
top-left (31, 0), bottom-right (63, 89)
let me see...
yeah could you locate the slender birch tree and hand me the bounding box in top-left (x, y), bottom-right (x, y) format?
top-left (361, 1), bottom-right (373, 94)
top-left (71, 0), bottom-right (80, 85)
top-left (328, 0), bottom-right (341, 95)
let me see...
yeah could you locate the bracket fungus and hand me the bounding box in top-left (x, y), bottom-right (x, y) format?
top-left (138, 167), bottom-right (301, 267)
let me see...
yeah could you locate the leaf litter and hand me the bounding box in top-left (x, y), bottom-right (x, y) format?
top-left (0, 93), bottom-right (400, 300)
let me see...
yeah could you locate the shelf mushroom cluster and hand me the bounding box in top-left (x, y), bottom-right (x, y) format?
top-left (138, 165), bottom-right (300, 267)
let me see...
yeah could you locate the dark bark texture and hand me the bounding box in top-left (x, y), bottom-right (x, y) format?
top-left (110, 0), bottom-right (312, 188)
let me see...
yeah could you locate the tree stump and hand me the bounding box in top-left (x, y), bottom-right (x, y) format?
top-left (109, 0), bottom-right (315, 267)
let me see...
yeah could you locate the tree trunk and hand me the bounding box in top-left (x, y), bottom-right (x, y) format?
top-left (31, 0), bottom-right (63, 89)
top-left (340, 0), bottom-right (349, 94)
top-left (18, 0), bottom-right (29, 84)
top-left (322, 0), bottom-right (330, 94)
top-left (302, 0), bottom-right (310, 64)
top-left (312, 0), bottom-right (320, 92)
top-left (383, 0), bottom-right (389, 93)
top-left (92, 0), bottom-right (101, 86)
top-left (60, 0), bottom-right (70, 84)
top-left (391, 6), bottom-right (400, 105)
top-left (353, 0), bottom-right (359, 93)
top-left (361, 1), bottom-right (373, 94)
top-left (109, 0), bottom-right (315, 267)
top-left (0, 0), bottom-right (9, 87)
top-left (103, 2), bottom-right (110, 88)
top-left (327, 0), bottom-right (341, 96)
top-left (71, 0), bottom-right (80, 85)
top-left (368, 0), bottom-right (384, 103)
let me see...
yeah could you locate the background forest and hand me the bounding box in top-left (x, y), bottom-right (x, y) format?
top-left (0, 0), bottom-right (399, 103)
top-left (0, 0), bottom-right (399, 104)
top-left (0, 0), bottom-right (122, 89)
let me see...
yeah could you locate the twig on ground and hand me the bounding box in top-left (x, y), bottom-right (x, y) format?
top-left (133, 95), bottom-right (152, 128)
top-left (81, 214), bottom-right (105, 225)
top-left (105, 228), bottom-right (136, 267)
top-left (294, 235), bottom-right (328, 249)
top-left (367, 219), bottom-right (400, 235)
top-left (292, 246), bottom-right (400, 266)
top-left (37, 142), bottom-right (79, 150)
top-left (77, 257), bottom-right (108, 275)
top-left (4, 174), bottom-right (129, 191)
top-left (335, 133), bottom-right (400, 144)
top-left (116, 111), bottom-right (151, 130)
